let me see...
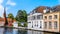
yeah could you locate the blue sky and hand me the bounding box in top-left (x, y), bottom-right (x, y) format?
top-left (0, 0), bottom-right (60, 17)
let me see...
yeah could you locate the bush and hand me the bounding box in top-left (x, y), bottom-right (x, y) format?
top-left (18, 22), bottom-right (21, 26)
top-left (24, 22), bottom-right (27, 27)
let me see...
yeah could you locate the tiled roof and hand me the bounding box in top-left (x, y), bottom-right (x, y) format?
top-left (52, 5), bottom-right (60, 11)
top-left (0, 17), bottom-right (4, 21)
top-left (32, 6), bottom-right (51, 13)
top-left (36, 6), bottom-right (46, 13)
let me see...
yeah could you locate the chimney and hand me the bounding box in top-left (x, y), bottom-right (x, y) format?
top-left (43, 9), bottom-right (46, 13)
top-left (50, 10), bottom-right (52, 13)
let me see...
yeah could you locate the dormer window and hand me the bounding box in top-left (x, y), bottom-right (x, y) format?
top-left (32, 10), bottom-right (38, 14)
top-left (45, 8), bottom-right (50, 13)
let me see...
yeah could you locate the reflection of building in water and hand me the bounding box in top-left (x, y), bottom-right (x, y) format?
top-left (27, 30), bottom-right (55, 34)
top-left (0, 28), bottom-right (4, 34)
top-left (4, 28), bottom-right (13, 34)
top-left (27, 30), bottom-right (44, 34)
top-left (18, 29), bottom-right (27, 34)
top-left (43, 32), bottom-right (54, 34)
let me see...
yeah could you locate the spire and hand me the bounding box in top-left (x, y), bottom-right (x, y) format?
top-left (4, 7), bottom-right (6, 17)
top-left (4, 7), bottom-right (8, 26)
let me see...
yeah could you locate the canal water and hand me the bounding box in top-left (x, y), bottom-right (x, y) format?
top-left (0, 27), bottom-right (59, 34)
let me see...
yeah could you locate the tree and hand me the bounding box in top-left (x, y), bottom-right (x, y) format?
top-left (24, 22), bottom-right (27, 27)
top-left (8, 13), bottom-right (14, 20)
top-left (15, 10), bottom-right (27, 22)
top-left (15, 10), bottom-right (27, 27)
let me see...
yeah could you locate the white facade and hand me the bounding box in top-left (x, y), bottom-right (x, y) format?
top-left (13, 22), bottom-right (18, 27)
top-left (27, 12), bottom-right (44, 31)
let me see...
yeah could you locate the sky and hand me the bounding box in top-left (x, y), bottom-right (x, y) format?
top-left (0, 0), bottom-right (60, 17)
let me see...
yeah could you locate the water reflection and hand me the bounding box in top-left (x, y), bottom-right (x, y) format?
top-left (0, 28), bottom-right (4, 34)
top-left (27, 30), bottom-right (43, 34)
top-left (4, 28), bottom-right (13, 34)
top-left (18, 29), bottom-right (27, 34)
top-left (0, 27), bottom-right (59, 34)
top-left (13, 29), bottom-right (18, 34)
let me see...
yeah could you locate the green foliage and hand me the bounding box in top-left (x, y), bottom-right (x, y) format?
top-left (24, 22), bottom-right (27, 27)
top-left (8, 13), bottom-right (14, 20)
top-left (15, 10), bottom-right (27, 27)
top-left (18, 22), bottom-right (21, 26)
top-left (15, 10), bottom-right (27, 22)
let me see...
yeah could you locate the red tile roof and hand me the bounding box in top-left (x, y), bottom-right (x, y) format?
top-left (0, 17), bottom-right (4, 21)
top-left (35, 6), bottom-right (46, 13)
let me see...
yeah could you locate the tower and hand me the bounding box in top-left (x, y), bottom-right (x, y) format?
top-left (4, 7), bottom-right (8, 26)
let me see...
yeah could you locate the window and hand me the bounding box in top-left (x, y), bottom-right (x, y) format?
top-left (37, 15), bottom-right (43, 19)
top-left (40, 21), bottom-right (42, 28)
top-left (28, 22), bottom-right (31, 23)
top-left (49, 21), bottom-right (52, 29)
top-left (44, 22), bottom-right (47, 28)
top-left (37, 15), bottom-right (40, 19)
top-left (32, 16), bottom-right (35, 20)
top-left (54, 21), bottom-right (57, 29)
top-left (49, 16), bottom-right (52, 19)
top-left (40, 15), bottom-right (43, 19)
top-left (37, 21), bottom-right (38, 27)
top-left (54, 15), bottom-right (57, 19)
top-left (32, 22), bottom-right (33, 28)
top-left (28, 17), bottom-right (30, 20)
top-left (44, 16), bottom-right (47, 19)
top-left (32, 10), bottom-right (36, 14)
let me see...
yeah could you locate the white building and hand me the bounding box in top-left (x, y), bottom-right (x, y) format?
top-left (13, 21), bottom-right (18, 27)
top-left (27, 6), bottom-right (51, 31)
top-left (27, 9), bottom-right (44, 31)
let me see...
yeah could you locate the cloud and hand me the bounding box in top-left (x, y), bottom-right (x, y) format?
top-left (6, 0), bottom-right (16, 6)
top-left (0, 0), bottom-right (3, 4)
top-left (0, 0), bottom-right (16, 17)
top-left (0, 5), bottom-right (4, 17)
top-left (0, 0), bottom-right (4, 17)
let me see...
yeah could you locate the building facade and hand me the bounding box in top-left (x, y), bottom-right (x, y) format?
top-left (0, 17), bottom-right (5, 26)
top-left (13, 21), bottom-right (18, 27)
top-left (28, 13), bottom-right (43, 30)
top-left (43, 10), bottom-right (60, 32)
top-left (27, 6), bottom-right (46, 30)
top-left (28, 6), bottom-right (60, 32)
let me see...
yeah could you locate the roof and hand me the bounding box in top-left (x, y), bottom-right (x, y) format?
top-left (0, 17), bottom-right (4, 21)
top-left (35, 6), bottom-right (46, 13)
top-left (52, 5), bottom-right (60, 11)
top-left (32, 6), bottom-right (51, 13)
